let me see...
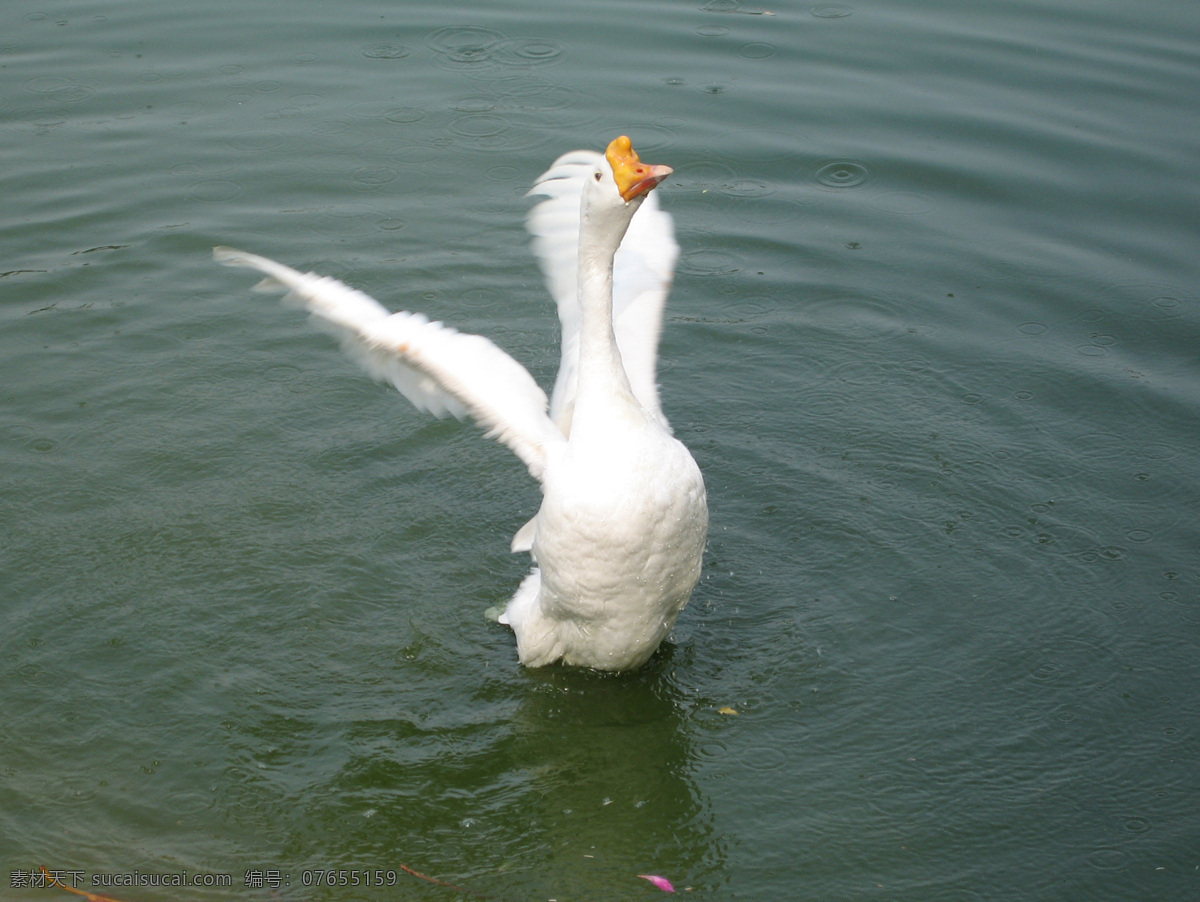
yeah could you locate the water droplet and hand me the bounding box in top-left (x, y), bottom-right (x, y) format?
top-left (1122, 816), bottom-right (1151, 833)
top-left (696, 25), bottom-right (731, 37)
top-left (361, 43), bottom-right (412, 60)
top-left (1030, 662), bottom-right (1062, 681)
top-left (447, 46), bottom-right (492, 66)
top-left (815, 160), bottom-right (870, 188)
top-left (425, 25), bottom-right (505, 70)
top-left (426, 25), bottom-right (505, 54)
top-left (1018, 321), bottom-right (1048, 335)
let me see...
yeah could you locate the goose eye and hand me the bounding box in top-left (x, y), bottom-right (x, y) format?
top-left (593, 170), bottom-right (602, 182)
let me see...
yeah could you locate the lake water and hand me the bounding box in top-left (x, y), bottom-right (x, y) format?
top-left (2, 0), bottom-right (1198, 899)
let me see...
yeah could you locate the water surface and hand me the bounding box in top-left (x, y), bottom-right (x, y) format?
top-left (3, 0), bottom-right (1198, 899)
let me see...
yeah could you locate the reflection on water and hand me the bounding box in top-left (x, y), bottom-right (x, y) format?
top-left (211, 653), bottom-right (721, 899)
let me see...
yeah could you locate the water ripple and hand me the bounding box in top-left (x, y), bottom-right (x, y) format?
top-left (678, 248), bottom-right (743, 277)
top-left (718, 177), bottom-right (774, 198)
top-left (494, 37), bottom-right (566, 67)
top-left (449, 115), bottom-right (507, 139)
top-left (815, 160), bottom-right (871, 188)
top-left (738, 42), bottom-right (777, 60)
top-left (425, 25), bottom-right (504, 55)
top-left (350, 166), bottom-right (400, 190)
top-left (360, 43), bottom-right (412, 60)
top-left (424, 26), bottom-right (564, 74)
top-left (22, 76), bottom-right (95, 103)
top-left (384, 107), bottom-right (426, 124)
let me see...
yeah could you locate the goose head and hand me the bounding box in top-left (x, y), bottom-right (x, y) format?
top-left (579, 136), bottom-right (673, 249)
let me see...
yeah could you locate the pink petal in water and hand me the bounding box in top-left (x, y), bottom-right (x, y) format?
top-left (638, 874), bottom-right (676, 893)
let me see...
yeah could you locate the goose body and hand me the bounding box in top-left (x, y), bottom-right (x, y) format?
top-left (216, 136), bottom-right (707, 671)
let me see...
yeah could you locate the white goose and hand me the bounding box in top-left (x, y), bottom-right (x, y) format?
top-left (215, 136), bottom-right (707, 671)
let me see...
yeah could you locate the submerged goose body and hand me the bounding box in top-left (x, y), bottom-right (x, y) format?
top-left (216, 136), bottom-right (707, 671)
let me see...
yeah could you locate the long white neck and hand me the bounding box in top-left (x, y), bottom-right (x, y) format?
top-left (574, 203), bottom-right (637, 412)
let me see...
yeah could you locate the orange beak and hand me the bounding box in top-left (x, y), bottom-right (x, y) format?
top-left (606, 135), bottom-right (673, 202)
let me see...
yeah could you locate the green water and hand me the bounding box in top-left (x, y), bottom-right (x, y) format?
top-left (3, 0), bottom-right (1198, 899)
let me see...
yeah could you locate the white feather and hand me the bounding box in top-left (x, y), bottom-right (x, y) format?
top-left (526, 151), bottom-right (679, 433)
top-left (213, 247), bottom-right (562, 479)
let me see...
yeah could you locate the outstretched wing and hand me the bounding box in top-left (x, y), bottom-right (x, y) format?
top-left (214, 247), bottom-right (563, 480)
top-left (526, 150), bottom-right (680, 434)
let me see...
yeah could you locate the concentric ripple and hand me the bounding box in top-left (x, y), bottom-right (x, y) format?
top-left (424, 26), bottom-right (506, 56)
top-left (494, 37), bottom-right (566, 67)
top-left (814, 160), bottom-right (871, 188)
top-left (360, 43), bottom-right (412, 60)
